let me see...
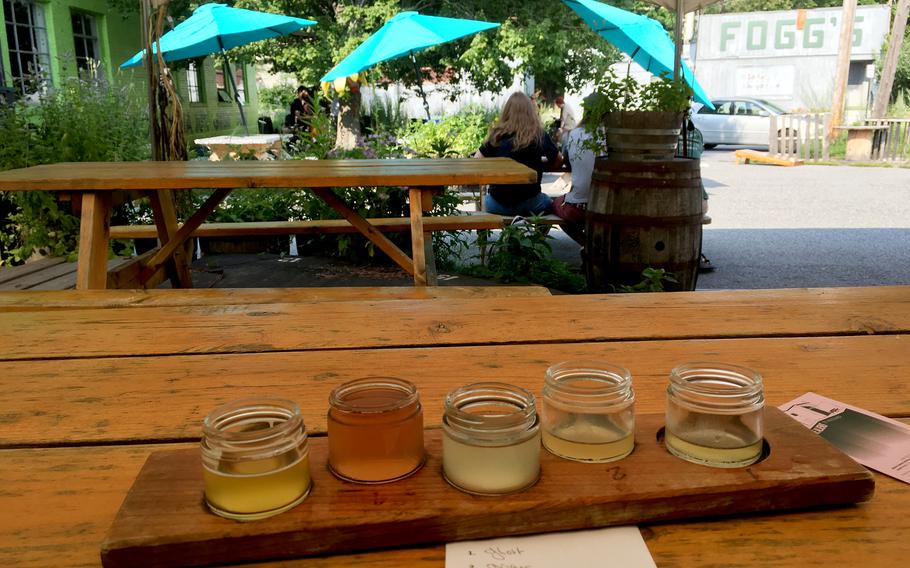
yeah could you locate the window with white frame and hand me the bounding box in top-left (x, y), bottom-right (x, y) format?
top-left (233, 66), bottom-right (245, 104)
top-left (71, 11), bottom-right (100, 78)
top-left (186, 62), bottom-right (201, 102)
top-left (3, 0), bottom-right (52, 94)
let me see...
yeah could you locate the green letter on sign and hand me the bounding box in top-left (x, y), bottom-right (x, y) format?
top-left (747, 21), bottom-right (767, 50)
top-left (720, 22), bottom-right (741, 52)
top-left (775, 19), bottom-right (796, 49)
top-left (803, 18), bottom-right (824, 49)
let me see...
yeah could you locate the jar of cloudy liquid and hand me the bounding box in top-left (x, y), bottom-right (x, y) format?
top-left (542, 361), bottom-right (635, 463)
top-left (442, 382), bottom-right (540, 495)
top-left (328, 377), bottom-right (425, 483)
top-left (201, 398), bottom-right (312, 521)
top-left (665, 363), bottom-right (764, 468)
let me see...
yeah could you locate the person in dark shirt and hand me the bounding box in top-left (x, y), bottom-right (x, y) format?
top-left (285, 86), bottom-right (312, 130)
top-left (476, 92), bottom-right (562, 217)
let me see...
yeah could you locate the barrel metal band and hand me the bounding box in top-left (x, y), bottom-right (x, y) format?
top-left (585, 211), bottom-right (705, 227)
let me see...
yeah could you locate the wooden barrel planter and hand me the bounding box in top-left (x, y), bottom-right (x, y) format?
top-left (605, 111), bottom-right (684, 161)
top-left (585, 158), bottom-right (703, 292)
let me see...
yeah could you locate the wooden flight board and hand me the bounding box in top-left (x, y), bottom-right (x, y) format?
top-left (101, 408), bottom-right (874, 567)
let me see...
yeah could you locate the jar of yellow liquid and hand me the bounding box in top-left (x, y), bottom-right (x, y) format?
top-left (201, 398), bottom-right (312, 521)
top-left (542, 360), bottom-right (635, 463)
top-left (665, 363), bottom-right (764, 468)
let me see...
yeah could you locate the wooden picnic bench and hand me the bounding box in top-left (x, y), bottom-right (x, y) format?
top-left (1, 285), bottom-right (909, 566)
top-left (0, 159), bottom-right (535, 289)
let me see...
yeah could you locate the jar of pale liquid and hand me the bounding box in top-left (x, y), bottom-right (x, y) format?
top-left (665, 363), bottom-right (764, 468)
top-left (201, 398), bottom-right (312, 521)
top-left (542, 360), bottom-right (635, 463)
top-left (442, 382), bottom-right (540, 495)
top-left (327, 377), bottom-right (425, 483)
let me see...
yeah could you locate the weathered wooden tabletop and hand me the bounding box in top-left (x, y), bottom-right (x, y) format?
top-left (1, 286), bottom-right (909, 566)
top-left (0, 158), bottom-right (535, 191)
top-left (0, 158), bottom-right (536, 290)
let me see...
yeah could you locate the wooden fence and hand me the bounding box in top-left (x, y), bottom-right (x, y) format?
top-left (865, 118), bottom-right (910, 162)
top-left (769, 113), bottom-right (830, 162)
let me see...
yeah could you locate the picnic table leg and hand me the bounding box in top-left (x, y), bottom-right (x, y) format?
top-left (148, 190), bottom-right (193, 289)
top-left (409, 187), bottom-right (443, 286)
top-left (75, 191), bottom-right (112, 290)
top-left (310, 187), bottom-right (417, 279)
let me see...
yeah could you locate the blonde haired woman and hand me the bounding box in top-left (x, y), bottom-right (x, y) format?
top-left (476, 92), bottom-right (562, 217)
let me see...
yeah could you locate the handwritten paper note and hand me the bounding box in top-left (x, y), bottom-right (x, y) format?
top-left (445, 526), bottom-right (656, 568)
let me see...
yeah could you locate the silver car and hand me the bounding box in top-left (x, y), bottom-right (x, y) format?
top-left (691, 98), bottom-right (790, 148)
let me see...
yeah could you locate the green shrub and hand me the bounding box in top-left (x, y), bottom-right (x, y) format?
top-left (0, 76), bottom-right (150, 264)
top-left (401, 106), bottom-right (496, 158)
top-left (463, 220), bottom-right (585, 293)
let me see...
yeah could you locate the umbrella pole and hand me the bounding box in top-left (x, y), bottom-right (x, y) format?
top-left (409, 51), bottom-right (432, 121)
top-left (673, 2), bottom-right (684, 80)
top-left (221, 49), bottom-right (250, 135)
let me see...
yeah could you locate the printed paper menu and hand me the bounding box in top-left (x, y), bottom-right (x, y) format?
top-left (445, 526), bottom-right (656, 568)
top-left (780, 392), bottom-right (910, 484)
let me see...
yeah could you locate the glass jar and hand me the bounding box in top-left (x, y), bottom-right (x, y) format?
top-left (442, 382), bottom-right (540, 495)
top-left (201, 397), bottom-right (312, 521)
top-left (542, 360), bottom-right (635, 463)
top-left (665, 362), bottom-right (764, 468)
top-left (327, 377), bottom-right (425, 483)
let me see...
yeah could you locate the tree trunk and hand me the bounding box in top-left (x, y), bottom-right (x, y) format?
top-left (335, 90), bottom-right (362, 150)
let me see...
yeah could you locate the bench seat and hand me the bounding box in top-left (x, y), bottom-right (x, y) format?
top-left (109, 214), bottom-right (505, 240)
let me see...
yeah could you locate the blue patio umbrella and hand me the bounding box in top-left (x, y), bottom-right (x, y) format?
top-left (320, 11), bottom-right (499, 119)
top-left (121, 4), bottom-right (316, 132)
top-left (561, 0), bottom-right (713, 108)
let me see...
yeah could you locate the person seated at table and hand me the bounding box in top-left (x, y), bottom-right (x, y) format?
top-left (475, 92), bottom-right (562, 217)
top-left (285, 86), bottom-right (313, 131)
top-left (552, 117), bottom-right (594, 246)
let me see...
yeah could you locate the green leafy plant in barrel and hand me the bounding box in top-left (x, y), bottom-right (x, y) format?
top-left (582, 69), bottom-right (693, 153)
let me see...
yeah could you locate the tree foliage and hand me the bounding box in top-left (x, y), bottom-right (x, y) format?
top-left (226, 0), bottom-right (625, 98)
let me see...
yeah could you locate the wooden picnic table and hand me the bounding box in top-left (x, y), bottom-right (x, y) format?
top-left (1, 285), bottom-right (909, 566)
top-left (0, 159), bottom-right (535, 289)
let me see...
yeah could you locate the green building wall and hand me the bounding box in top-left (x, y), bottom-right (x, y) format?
top-left (0, 0), bottom-right (258, 137)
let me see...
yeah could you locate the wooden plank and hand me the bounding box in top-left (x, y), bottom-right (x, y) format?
top-left (142, 189), bottom-right (231, 287)
top-left (31, 258), bottom-right (135, 291)
top-left (735, 150), bottom-right (803, 167)
top-left (4, 286), bottom-right (909, 361)
top-left (0, 257), bottom-right (66, 286)
top-left (0, 286), bottom-right (551, 311)
top-left (0, 159), bottom-right (538, 192)
top-left (0, 335), bottom-right (906, 446)
top-left (1, 436), bottom-right (906, 568)
top-left (311, 187), bottom-right (416, 278)
top-left (75, 192), bottom-right (112, 290)
top-left (147, 191), bottom-right (194, 289)
top-left (100, 410), bottom-right (873, 568)
top-left (0, 260), bottom-right (76, 290)
top-left (409, 188), bottom-right (428, 286)
top-left (108, 215), bottom-right (506, 239)
top-left (105, 249), bottom-right (167, 290)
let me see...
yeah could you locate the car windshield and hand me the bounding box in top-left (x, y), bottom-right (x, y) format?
top-left (756, 99), bottom-right (788, 114)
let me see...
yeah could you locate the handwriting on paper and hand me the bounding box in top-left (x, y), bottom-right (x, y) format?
top-left (445, 526), bottom-right (656, 568)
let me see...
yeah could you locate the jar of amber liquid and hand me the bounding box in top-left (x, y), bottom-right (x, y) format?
top-left (542, 360), bottom-right (635, 463)
top-left (201, 398), bottom-right (312, 521)
top-left (665, 363), bottom-right (764, 468)
top-left (327, 377), bottom-right (425, 483)
top-left (442, 382), bottom-right (540, 495)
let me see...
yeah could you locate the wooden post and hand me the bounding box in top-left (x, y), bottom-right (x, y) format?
top-left (829, 0), bottom-right (858, 139)
top-left (871, 0), bottom-right (910, 119)
top-left (75, 192), bottom-right (112, 290)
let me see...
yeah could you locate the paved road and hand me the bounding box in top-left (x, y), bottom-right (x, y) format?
top-left (546, 148), bottom-right (910, 289)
